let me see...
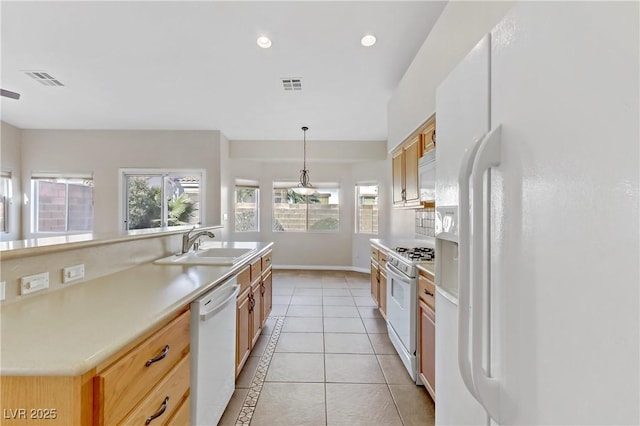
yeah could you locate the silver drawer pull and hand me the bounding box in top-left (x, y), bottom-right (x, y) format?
top-left (145, 345), bottom-right (170, 367)
top-left (145, 396), bottom-right (169, 425)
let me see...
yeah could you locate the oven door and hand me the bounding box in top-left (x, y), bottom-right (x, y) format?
top-left (386, 263), bottom-right (417, 355)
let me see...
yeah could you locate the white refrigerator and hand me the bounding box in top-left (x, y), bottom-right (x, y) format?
top-left (434, 2), bottom-right (638, 425)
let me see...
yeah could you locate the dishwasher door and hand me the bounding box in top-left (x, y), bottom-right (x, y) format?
top-left (190, 277), bottom-right (240, 426)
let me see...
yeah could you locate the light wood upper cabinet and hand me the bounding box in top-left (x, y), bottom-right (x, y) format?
top-left (392, 135), bottom-right (421, 208)
top-left (392, 115), bottom-right (436, 208)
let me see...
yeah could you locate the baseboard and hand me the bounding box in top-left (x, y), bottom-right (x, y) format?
top-left (273, 265), bottom-right (369, 274)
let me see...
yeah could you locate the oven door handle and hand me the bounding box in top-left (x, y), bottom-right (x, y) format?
top-left (385, 263), bottom-right (412, 283)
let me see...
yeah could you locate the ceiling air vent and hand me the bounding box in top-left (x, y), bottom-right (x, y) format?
top-left (281, 78), bottom-right (302, 91)
top-left (23, 71), bottom-right (64, 87)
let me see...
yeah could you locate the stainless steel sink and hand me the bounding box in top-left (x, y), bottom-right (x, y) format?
top-left (154, 247), bottom-right (257, 266)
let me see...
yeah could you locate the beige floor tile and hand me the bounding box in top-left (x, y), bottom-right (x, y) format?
top-left (286, 305), bottom-right (323, 317)
top-left (321, 282), bottom-right (349, 288)
top-left (325, 354), bottom-right (385, 383)
top-left (324, 333), bottom-right (374, 354)
top-left (349, 288), bottom-right (372, 297)
top-left (323, 317), bottom-right (366, 333)
top-left (354, 296), bottom-right (377, 307)
top-left (265, 353), bottom-right (325, 382)
top-left (322, 288), bottom-right (351, 296)
top-left (217, 388), bottom-right (249, 426)
top-left (270, 304), bottom-right (289, 316)
top-left (251, 382), bottom-right (326, 426)
top-left (357, 305), bottom-right (383, 319)
top-left (261, 317), bottom-right (277, 335)
top-left (323, 306), bottom-right (360, 318)
top-left (326, 383), bottom-right (403, 426)
top-left (389, 384), bottom-right (435, 426)
top-left (368, 333), bottom-right (397, 355)
top-left (347, 282), bottom-right (370, 289)
top-left (272, 287), bottom-right (294, 296)
top-left (272, 295), bottom-right (292, 305)
top-left (250, 333), bottom-right (270, 357)
top-left (293, 288), bottom-right (323, 296)
top-left (377, 354), bottom-right (415, 385)
top-left (362, 318), bottom-right (388, 334)
top-left (282, 317), bottom-right (324, 333)
top-left (291, 295), bottom-right (323, 305)
top-left (276, 332), bottom-right (324, 353)
top-left (236, 355), bottom-right (260, 388)
top-left (323, 296), bottom-right (356, 306)
top-left (295, 281), bottom-right (323, 288)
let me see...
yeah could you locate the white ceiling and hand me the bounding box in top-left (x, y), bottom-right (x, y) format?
top-left (1, 1), bottom-right (446, 141)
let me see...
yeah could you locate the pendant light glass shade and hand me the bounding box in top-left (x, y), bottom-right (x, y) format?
top-left (291, 126), bottom-right (315, 195)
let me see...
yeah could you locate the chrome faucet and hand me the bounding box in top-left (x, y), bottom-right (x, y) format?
top-left (182, 227), bottom-right (216, 254)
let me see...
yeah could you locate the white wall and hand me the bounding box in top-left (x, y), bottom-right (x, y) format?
top-left (0, 121), bottom-right (23, 241)
top-left (387, 0), bottom-right (516, 152)
top-left (19, 129), bottom-right (223, 237)
top-left (386, 0), bottom-right (515, 239)
top-left (226, 139), bottom-right (388, 269)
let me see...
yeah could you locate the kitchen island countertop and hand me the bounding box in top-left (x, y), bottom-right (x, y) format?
top-left (0, 241), bottom-right (273, 376)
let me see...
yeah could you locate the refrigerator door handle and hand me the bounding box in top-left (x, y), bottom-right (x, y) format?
top-left (457, 133), bottom-right (485, 400)
top-left (470, 125), bottom-right (502, 422)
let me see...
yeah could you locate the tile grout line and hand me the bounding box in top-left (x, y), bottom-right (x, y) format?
top-left (234, 315), bottom-right (285, 426)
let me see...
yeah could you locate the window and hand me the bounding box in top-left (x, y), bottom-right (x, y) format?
top-left (0, 172), bottom-right (11, 233)
top-left (122, 170), bottom-right (203, 230)
top-left (273, 182), bottom-right (339, 232)
top-left (235, 182), bottom-right (259, 232)
top-left (31, 173), bottom-right (94, 233)
top-left (356, 184), bottom-right (379, 234)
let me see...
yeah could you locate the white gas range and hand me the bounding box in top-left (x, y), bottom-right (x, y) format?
top-left (385, 245), bottom-right (435, 382)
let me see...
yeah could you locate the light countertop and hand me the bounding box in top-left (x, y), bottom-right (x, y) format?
top-left (0, 241), bottom-right (273, 376)
top-left (370, 238), bottom-right (436, 276)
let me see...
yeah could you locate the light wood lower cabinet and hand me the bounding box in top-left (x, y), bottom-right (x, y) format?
top-left (370, 259), bottom-right (380, 306)
top-left (379, 269), bottom-right (387, 319)
top-left (418, 269), bottom-right (436, 401)
top-left (235, 250), bottom-right (273, 377)
top-left (166, 393), bottom-right (190, 426)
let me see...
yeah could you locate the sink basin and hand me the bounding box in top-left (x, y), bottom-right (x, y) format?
top-left (154, 247), bottom-right (257, 266)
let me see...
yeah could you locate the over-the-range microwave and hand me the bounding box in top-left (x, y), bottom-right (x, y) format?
top-left (419, 149), bottom-right (436, 202)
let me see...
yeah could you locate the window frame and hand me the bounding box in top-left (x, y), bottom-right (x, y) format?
top-left (119, 168), bottom-right (206, 231)
top-left (272, 181), bottom-right (340, 233)
top-left (30, 172), bottom-right (94, 235)
top-left (355, 182), bottom-right (379, 235)
top-left (0, 172), bottom-right (12, 234)
top-left (234, 183), bottom-right (260, 233)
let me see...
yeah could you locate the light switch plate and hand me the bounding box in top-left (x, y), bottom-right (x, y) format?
top-left (20, 272), bottom-right (49, 295)
top-left (0, 281), bottom-right (5, 301)
top-left (63, 264), bottom-right (85, 283)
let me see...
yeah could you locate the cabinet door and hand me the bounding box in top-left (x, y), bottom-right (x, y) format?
top-left (404, 135), bottom-right (420, 204)
top-left (261, 270), bottom-right (273, 324)
top-left (236, 291), bottom-right (251, 376)
top-left (419, 300), bottom-right (436, 400)
top-left (250, 281), bottom-right (262, 347)
top-left (370, 260), bottom-right (379, 305)
top-left (379, 270), bottom-right (387, 319)
top-left (392, 150), bottom-right (405, 205)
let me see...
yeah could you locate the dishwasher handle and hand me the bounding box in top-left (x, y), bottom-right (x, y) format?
top-left (200, 284), bottom-right (240, 321)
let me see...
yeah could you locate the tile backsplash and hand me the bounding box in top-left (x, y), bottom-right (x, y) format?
top-left (415, 207), bottom-right (435, 237)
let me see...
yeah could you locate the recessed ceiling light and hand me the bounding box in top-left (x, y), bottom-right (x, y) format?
top-left (257, 36), bottom-right (272, 49)
top-left (361, 34), bottom-right (377, 47)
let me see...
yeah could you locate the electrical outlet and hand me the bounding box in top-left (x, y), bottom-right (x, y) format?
top-left (0, 281), bottom-right (5, 301)
top-left (63, 264), bottom-right (85, 283)
top-left (20, 272), bottom-right (49, 295)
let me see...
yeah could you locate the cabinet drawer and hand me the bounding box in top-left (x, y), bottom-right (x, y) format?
top-left (418, 274), bottom-right (436, 311)
top-left (262, 250), bottom-right (273, 271)
top-left (96, 310), bottom-right (190, 425)
top-left (119, 354), bottom-right (190, 426)
top-left (250, 257), bottom-right (262, 282)
top-left (379, 251), bottom-right (388, 269)
top-left (370, 246), bottom-right (379, 261)
top-left (167, 393), bottom-right (190, 426)
top-left (237, 265), bottom-right (251, 294)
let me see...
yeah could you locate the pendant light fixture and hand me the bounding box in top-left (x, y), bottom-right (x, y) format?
top-left (291, 126), bottom-right (316, 195)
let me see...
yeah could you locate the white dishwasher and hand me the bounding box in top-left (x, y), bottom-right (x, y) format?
top-left (190, 277), bottom-right (240, 426)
